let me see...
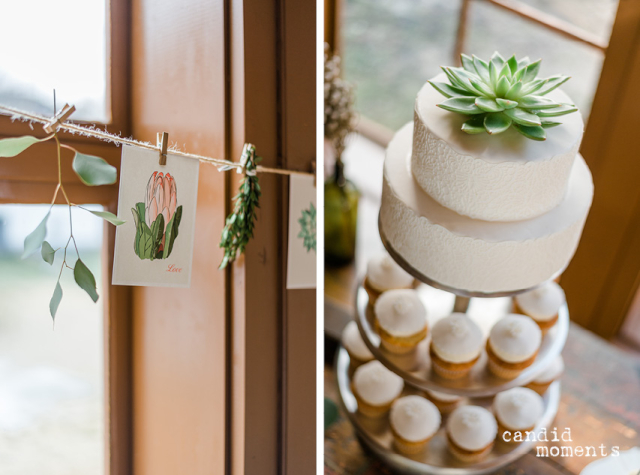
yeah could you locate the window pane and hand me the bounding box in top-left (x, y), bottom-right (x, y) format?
top-left (517, 0), bottom-right (619, 43)
top-left (343, 0), bottom-right (459, 130)
top-left (466, 0), bottom-right (606, 119)
top-left (0, 204), bottom-right (104, 475)
top-left (0, 1), bottom-right (108, 122)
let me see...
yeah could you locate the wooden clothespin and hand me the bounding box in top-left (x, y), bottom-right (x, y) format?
top-left (157, 132), bottom-right (169, 166)
top-left (43, 104), bottom-right (76, 134)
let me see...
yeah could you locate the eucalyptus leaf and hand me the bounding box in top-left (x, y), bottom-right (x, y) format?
top-left (475, 97), bottom-right (504, 113)
top-left (437, 97), bottom-right (484, 115)
top-left (72, 152), bottom-right (117, 186)
top-left (50, 281), bottom-right (63, 320)
top-left (461, 116), bottom-right (486, 135)
top-left (23, 210), bottom-right (50, 258)
top-left (74, 259), bottom-right (99, 303)
top-left (484, 113), bottom-right (512, 135)
top-left (514, 124), bottom-right (547, 141)
top-left (85, 208), bottom-right (125, 226)
top-left (503, 107), bottom-right (541, 126)
top-left (41, 240), bottom-right (56, 265)
top-left (0, 135), bottom-right (47, 158)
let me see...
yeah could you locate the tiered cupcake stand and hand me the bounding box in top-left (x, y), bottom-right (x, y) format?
top-left (335, 222), bottom-right (567, 475)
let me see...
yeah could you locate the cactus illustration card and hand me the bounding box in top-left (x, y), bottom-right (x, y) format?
top-left (286, 174), bottom-right (316, 289)
top-left (112, 144), bottom-right (199, 287)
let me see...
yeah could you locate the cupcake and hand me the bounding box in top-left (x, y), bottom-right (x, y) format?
top-left (430, 313), bottom-right (483, 379)
top-left (425, 389), bottom-right (463, 414)
top-left (390, 395), bottom-right (441, 455)
top-left (526, 355), bottom-right (564, 395)
top-left (487, 314), bottom-right (542, 379)
top-left (446, 405), bottom-right (497, 463)
top-left (364, 253), bottom-right (414, 305)
top-left (493, 387), bottom-right (544, 443)
top-left (374, 289), bottom-right (428, 355)
top-left (341, 321), bottom-right (374, 368)
top-left (352, 360), bottom-right (404, 417)
top-left (514, 282), bottom-right (565, 334)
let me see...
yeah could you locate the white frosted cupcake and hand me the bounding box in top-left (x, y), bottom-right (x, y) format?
top-left (374, 289), bottom-right (428, 355)
top-left (493, 387), bottom-right (544, 443)
top-left (514, 282), bottom-right (565, 334)
top-left (341, 321), bottom-right (374, 368)
top-left (446, 405), bottom-right (497, 463)
top-left (390, 395), bottom-right (441, 455)
top-left (430, 313), bottom-right (483, 379)
top-left (527, 355), bottom-right (564, 395)
top-left (352, 360), bottom-right (404, 417)
top-left (364, 253), bottom-right (414, 305)
top-left (487, 314), bottom-right (542, 379)
top-left (425, 389), bottom-right (463, 414)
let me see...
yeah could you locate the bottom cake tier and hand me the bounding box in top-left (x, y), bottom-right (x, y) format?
top-left (335, 346), bottom-right (561, 475)
top-left (380, 123), bottom-right (594, 294)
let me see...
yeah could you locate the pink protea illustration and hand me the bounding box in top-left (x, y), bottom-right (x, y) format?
top-left (145, 172), bottom-right (177, 248)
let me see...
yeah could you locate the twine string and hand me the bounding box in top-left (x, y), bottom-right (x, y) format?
top-left (0, 104), bottom-right (313, 177)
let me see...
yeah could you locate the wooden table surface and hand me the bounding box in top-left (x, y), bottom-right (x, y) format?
top-left (324, 135), bottom-right (640, 474)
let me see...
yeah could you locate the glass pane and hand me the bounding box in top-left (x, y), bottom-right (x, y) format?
top-left (517, 0), bottom-right (619, 43)
top-left (0, 204), bottom-right (104, 475)
top-left (343, 0), bottom-right (459, 130)
top-left (0, 1), bottom-right (108, 122)
top-left (465, 1), bottom-right (605, 119)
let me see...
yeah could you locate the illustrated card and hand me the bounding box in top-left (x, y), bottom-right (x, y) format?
top-left (112, 145), bottom-right (199, 287)
top-left (286, 174), bottom-right (317, 289)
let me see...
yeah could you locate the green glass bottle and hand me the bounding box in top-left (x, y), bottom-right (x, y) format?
top-left (324, 160), bottom-right (359, 266)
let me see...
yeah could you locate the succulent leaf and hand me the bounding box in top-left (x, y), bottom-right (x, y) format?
top-left (534, 104), bottom-right (578, 117)
top-left (506, 55), bottom-right (518, 75)
top-left (461, 116), bottom-right (486, 134)
top-left (517, 95), bottom-right (561, 110)
top-left (475, 97), bottom-right (504, 113)
top-left (432, 53), bottom-right (577, 139)
top-left (514, 124), bottom-right (546, 141)
top-left (496, 98), bottom-right (518, 109)
top-left (460, 54), bottom-right (475, 72)
top-left (503, 107), bottom-right (541, 126)
top-left (429, 81), bottom-right (474, 98)
top-left (472, 55), bottom-right (491, 82)
top-left (523, 59), bottom-right (542, 82)
top-left (484, 113), bottom-right (512, 135)
top-left (495, 76), bottom-right (511, 97)
top-left (437, 97), bottom-right (484, 115)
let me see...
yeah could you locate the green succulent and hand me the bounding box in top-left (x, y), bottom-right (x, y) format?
top-left (429, 52), bottom-right (577, 141)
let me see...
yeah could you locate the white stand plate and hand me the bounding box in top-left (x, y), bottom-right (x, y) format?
top-left (355, 284), bottom-right (569, 397)
top-left (336, 347), bottom-right (561, 475)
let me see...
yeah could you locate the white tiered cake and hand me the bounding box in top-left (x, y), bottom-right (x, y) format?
top-left (380, 73), bottom-right (593, 294)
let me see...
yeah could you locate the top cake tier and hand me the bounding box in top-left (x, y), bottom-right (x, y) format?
top-left (411, 74), bottom-right (584, 222)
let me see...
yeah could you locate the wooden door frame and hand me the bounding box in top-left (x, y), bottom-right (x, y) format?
top-left (562, 0), bottom-right (640, 339)
top-left (0, 0), bottom-right (133, 473)
top-left (227, 0), bottom-right (316, 473)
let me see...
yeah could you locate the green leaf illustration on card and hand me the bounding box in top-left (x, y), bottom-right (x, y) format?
top-left (0, 135), bottom-right (47, 158)
top-left (74, 259), bottom-right (99, 303)
top-left (132, 172), bottom-right (181, 260)
top-left (297, 202), bottom-right (316, 253)
top-left (41, 240), bottom-right (56, 265)
top-left (72, 152), bottom-right (117, 186)
top-left (23, 210), bottom-right (50, 259)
